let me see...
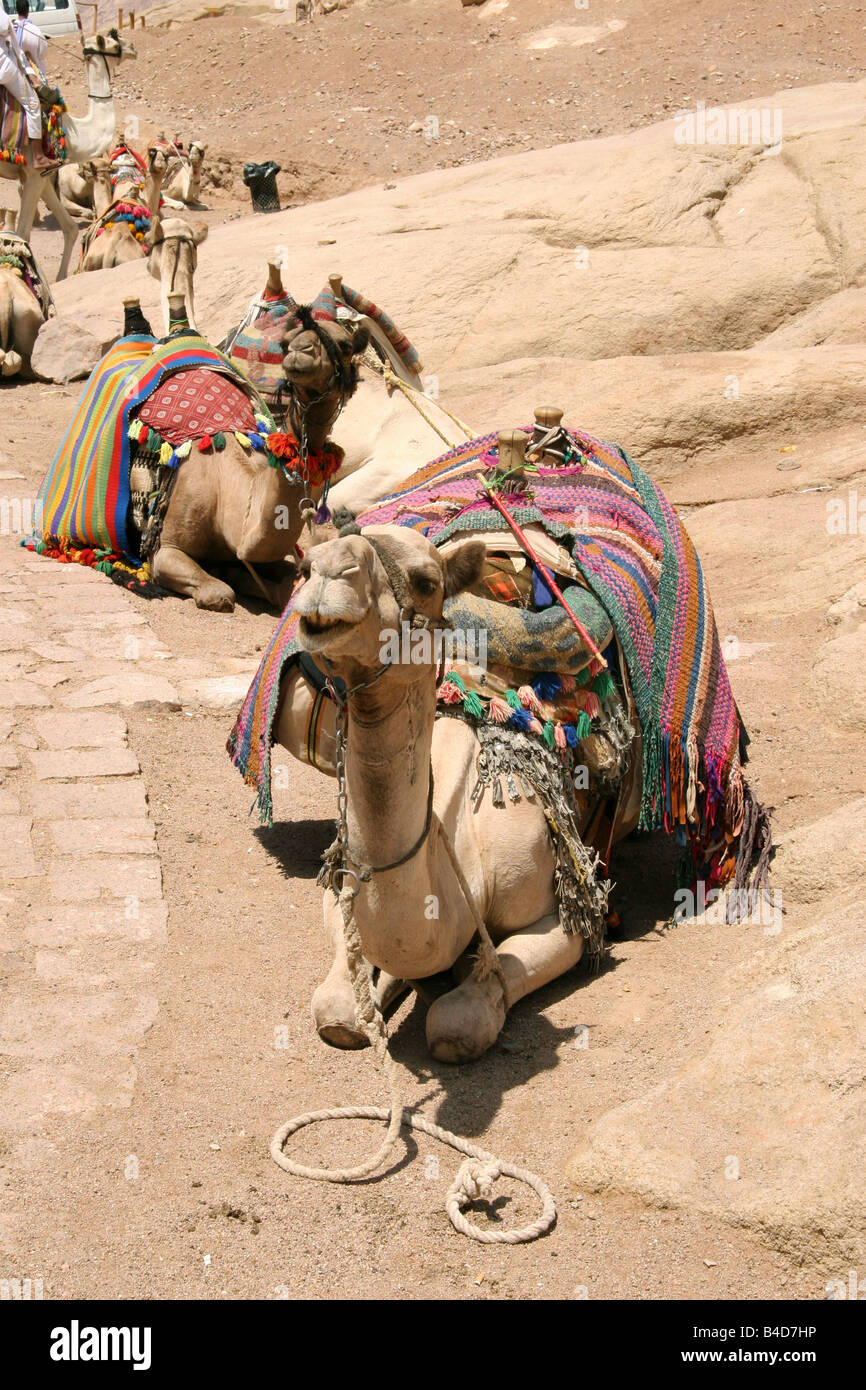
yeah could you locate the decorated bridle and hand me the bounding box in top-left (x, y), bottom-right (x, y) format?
top-left (82, 32), bottom-right (123, 99)
top-left (278, 304), bottom-right (360, 445)
top-left (275, 303), bottom-right (361, 520)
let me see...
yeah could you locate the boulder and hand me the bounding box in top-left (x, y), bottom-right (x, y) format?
top-left (31, 316), bottom-right (110, 385)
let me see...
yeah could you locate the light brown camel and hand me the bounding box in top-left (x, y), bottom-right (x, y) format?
top-left (0, 30), bottom-right (136, 281)
top-left (145, 213), bottom-right (208, 334)
top-left (285, 525), bottom-right (640, 1062)
top-left (0, 221), bottom-right (50, 378)
top-left (78, 145), bottom-right (168, 273)
top-left (148, 299), bottom-right (370, 610)
top-left (162, 141), bottom-right (207, 210)
top-left (57, 161), bottom-right (98, 221)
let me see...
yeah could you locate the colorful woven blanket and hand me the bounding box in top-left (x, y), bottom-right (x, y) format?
top-left (334, 279), bottom-right (422, 377)
top-left (23, 330), bottom-right (274, 589)
top-left (138, 366), bottom-right (258, 445)
top-left (0, 86), bottom-right (66, 165)
top-left (223, 293), bottom-right (298, 406)
top-left (355, 429), bottom-right (766, 878)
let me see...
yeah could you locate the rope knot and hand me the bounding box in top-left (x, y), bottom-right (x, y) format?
top-left (448, 1158), bottom-right (501, 1208)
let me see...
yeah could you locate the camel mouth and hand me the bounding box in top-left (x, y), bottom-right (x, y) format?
top-left (283, 348), bottom-right (320, 377)
top-left (298, 614), bottom-right (353, 647)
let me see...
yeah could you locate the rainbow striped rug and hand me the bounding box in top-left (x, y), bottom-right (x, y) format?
top-left (0, 87), bottom-right (66, 166)
top-left (356, 427), bottom-right (770, 889)
top-left (23, 330), bottom-right (265, 587)
top-left (0, 85), bottom-right (27, 166)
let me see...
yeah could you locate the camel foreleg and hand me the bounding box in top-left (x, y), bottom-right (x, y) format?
top-left (425, 914), bottom-right (584, 1064)
top-left (150, 544), bottom-right (236, 611)
top-left (312, 895), bottom-right (408, 1049)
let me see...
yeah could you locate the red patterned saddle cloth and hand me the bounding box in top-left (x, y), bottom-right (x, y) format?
top-left (137, 367), bottom-right (257, 446)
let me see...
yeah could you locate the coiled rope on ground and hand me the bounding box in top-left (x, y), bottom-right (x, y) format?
top-left (269, 881), bottom-right (557, 1244)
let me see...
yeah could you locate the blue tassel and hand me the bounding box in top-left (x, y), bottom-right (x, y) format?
top-left (531, 672), bottom-right (561, 702)
top-left (508, 708), bottom-right (532, 731)
top-left (250, 432), bottom-right (265, 451)
top-left (564, 723), bottom-right (578, 747)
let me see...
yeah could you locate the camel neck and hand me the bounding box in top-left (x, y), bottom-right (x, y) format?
top-left (289, 390), bottom-right (342, 454)
top-left (64, 56), bottom-right (115, 161)
top-left (86, 53), bottom-right (112, 103)
top-left (344, 669), bottom-right (437, 873)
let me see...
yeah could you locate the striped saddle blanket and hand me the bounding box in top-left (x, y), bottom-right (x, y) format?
top-left (26, 331), bottom-right (270, 570)
top-left (0, 85), bottom-right (65, 166)
top-left (351, 428), bottom-right (773, 896)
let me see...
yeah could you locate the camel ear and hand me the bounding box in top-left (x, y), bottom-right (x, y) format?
top-left (350, 324), bottom-right (369, 356)
top-left (192, 221), bottom-right (208, 246)
top-left (443, 540), bottom-right (486, 599)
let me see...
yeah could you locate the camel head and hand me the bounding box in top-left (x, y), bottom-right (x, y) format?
top-left (146, 215), bottom-right (208, 333)
top-left (146, 143), bottom-right (170, 186)
top-left (83, 28), bottom-right (137, 65)
top-left (294, 527), bottom-right (485, 683)
top-left (281, 282), bottom-right (369, 408)
top-left (189, 142), bottom-right (207, 170)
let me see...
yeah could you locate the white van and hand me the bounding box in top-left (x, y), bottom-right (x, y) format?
top-left (1, 0), bottom-right (83, 40)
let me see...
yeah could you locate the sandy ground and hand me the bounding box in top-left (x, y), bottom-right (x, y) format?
top-left (0, 380), bottom-right (833, 1302)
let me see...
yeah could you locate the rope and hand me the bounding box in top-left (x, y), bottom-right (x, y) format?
top-left (270, 870), bottom-right (556, 1243)
top-left (379, 361), bottom-right (475, 446)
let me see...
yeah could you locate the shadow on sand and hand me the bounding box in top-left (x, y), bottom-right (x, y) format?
top-left (254, 818), bottom-right (335, 880)
top-left (307, 827), bottom-right (682, 1142)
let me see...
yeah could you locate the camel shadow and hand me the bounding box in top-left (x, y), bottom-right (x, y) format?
top-left (383, 828), bottom-right (681, 1140)
top-left (254, 818), bottom-right (334, 880)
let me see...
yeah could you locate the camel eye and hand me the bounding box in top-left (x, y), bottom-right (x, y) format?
top-left (413, 575), bottom-right (439, 597)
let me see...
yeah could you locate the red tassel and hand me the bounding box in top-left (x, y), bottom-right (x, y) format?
top-left (197, 435), bottom-right (212, 452)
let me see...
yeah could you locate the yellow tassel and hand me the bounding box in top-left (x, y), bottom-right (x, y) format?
top-left (235, 431), bottom-right (251, 449)
top-left (159, 442), bottom-right (173, 465)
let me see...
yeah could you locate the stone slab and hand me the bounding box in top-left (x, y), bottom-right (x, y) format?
top-left (28, 780), bottom-right (150, 820)
top-left (24, 900), bottom-right (168, 948)
top-left (49, 818), bottom-right (157, 856)
top-left (47, 857), bottom-right (162, 902)
top-left (0, 681), bottom-right (52, 709)
top-left (62, 675), bottom-right (181, 711)
top-left (28, 748), bottom-right (139, 780)
top-left (32, 711), bottom-right (128, 750)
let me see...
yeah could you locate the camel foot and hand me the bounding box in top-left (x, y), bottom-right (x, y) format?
top-left (312, 977), bottom-right (369, 1050)
top-left (0, 349), bottom-right (22, 377)
top-left (425, 969), bottom-right (506, 1064)
top-left (318, 1021), bottom-right (370, 1051)
top-left (312, 967), bottom-right (409, 1050)
top-left (193, 578), bottom-right (236, 611)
